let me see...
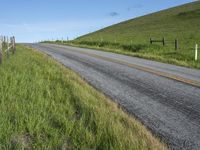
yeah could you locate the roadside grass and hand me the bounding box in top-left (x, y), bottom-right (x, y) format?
top-left (44, 1), bottom-right (200, 69)
top-left (44, 40), bottom-right (200, 69)
top-left (0, 45), bottom-right (167, 149)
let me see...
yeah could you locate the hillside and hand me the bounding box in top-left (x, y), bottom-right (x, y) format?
top-left (78, 1), bottom-right (200, 48)
top-left (63, 1), bottom-right (200, 69)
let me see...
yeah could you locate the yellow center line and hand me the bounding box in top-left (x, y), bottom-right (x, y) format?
top-left (52, 44), bottom-right (200, 88)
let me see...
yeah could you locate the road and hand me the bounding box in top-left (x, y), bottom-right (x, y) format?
top-left (28, 43), bottom-right (200, 150)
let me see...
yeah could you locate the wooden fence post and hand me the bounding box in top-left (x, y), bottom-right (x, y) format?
top-left (10, 37), bottom-right (14, 54)
top-left (175, 39), bottom-right (178, 51)
top-left (163, 37), bottom-right (165, 46)
top-left (6, 37), bottom-right (9, 59)
top-left (0, 40), bottom-right (2, 64)
top-left (3, 36), bottom-right (6, 47)
top-left (150, 38), bottom-right (153, 44)
top-left (13, 36), bottom-right (16, 53)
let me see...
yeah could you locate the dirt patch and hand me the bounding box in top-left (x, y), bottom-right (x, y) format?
top-left (11, 133), bottom-right (33, 150)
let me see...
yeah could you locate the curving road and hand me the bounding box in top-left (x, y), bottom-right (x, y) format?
top-left (28, 43), bottom-right (200, 150)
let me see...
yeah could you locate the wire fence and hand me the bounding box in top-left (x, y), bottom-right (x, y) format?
top-left (0, 36), bottom-right (16, 64)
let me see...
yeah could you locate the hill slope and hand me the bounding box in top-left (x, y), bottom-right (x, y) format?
top-left (78, 1), bottom-right (200, 48)
top-left (69, 1), bottom-right (200, 69)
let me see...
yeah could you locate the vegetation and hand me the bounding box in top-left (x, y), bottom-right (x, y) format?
top-left (45, 1), bottom-right (200, 69)
top-left (0, 45), bottom-right (167, 149)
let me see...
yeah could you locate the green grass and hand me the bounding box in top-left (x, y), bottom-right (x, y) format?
top-left (0, 45), bottom-right (167, 149)
top-left (45, 1), bottom-right (200, 69)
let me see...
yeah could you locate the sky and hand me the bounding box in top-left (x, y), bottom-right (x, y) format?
top-left (0, 0), bottom-right (194, 42)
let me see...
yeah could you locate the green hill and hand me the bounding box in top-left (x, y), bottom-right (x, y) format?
top-left (78, 1), bottom-right (200, 45)
top-left (71, 1), bottom-right (200, 69)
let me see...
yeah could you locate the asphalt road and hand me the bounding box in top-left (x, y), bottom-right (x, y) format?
top-left (29, 43), bottom-right (200, 150)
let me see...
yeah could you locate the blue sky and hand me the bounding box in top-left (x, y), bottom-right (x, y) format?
top-left (0, 0), bottom-right (194, 42)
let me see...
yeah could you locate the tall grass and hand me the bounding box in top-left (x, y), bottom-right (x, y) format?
top-left (0, 45), bottom-right (167, 149)
top-left (46, 40), bottom-right (200, 69)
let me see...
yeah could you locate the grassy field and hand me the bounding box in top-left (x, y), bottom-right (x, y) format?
top-left (45, 1), bottom-right (200, 69)
top-left (0, 45), bottom-right (167, 149)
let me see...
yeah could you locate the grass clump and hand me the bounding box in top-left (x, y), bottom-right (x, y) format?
top-left (0, 45), bottom-right (167, 149)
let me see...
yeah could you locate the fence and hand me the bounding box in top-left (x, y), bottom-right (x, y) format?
top-left (150, 37), bottom-right (179, 50)
top-left (0, 36), bottom-right (16, 64)
top-left (150, 37), bottom-right (199, 60)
